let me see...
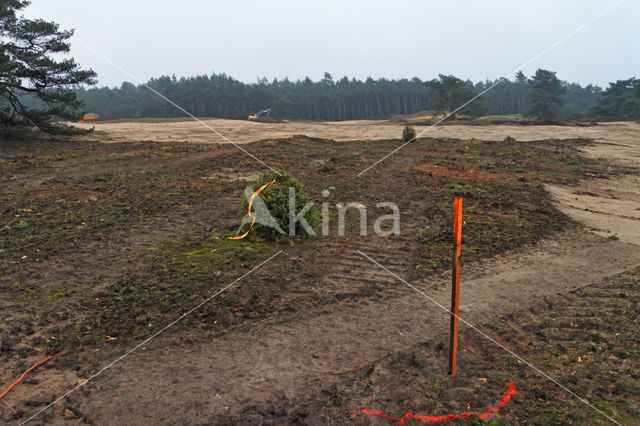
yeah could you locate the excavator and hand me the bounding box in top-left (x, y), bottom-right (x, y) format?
top-left (248, 108), bottom-right (271, 120)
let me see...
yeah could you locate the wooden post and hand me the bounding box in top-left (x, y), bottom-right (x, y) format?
top-left (449, 197), bottom-right (463, 375)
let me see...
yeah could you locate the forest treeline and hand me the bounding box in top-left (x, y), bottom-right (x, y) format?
top-left (3, 0), bottom-right (639, 135)
top-left (74, 71), bottom-right (637, 121)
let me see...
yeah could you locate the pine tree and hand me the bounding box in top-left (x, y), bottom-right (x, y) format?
top-left (402, 125), bottom-right (416, 142)
top-left (527, 69), bottom-right (565, 119)
top-left (0, 0), bottom-right (96, 134)
top-left (424, 74), bottom-right (487, 118)
top-left (591, 78), bottom-right (640, 116)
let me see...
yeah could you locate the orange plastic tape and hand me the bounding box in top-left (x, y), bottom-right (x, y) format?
top-left (228, 179), bottom-right (276, 240)
top-left (0, 355), bottom-right (54, 400)
top-left (361, 381), bottom-right (517, 423)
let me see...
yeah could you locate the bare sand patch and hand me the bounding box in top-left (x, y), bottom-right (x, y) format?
top-left (547, 176), bottom-right (640, 245)
top-left (74, 119), bottom-right (639, 157)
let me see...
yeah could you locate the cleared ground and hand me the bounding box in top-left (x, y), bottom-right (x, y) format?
top-left (74, 119), bottom-right (638, 164)
top-left (1, 118), bottom-right (639, 424)
top-left (76, 117), bottom-right (640, 244)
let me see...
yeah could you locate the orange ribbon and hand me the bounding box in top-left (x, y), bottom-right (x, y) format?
top-left (0, 355), bottom-right (54, 400)
top-left (228, 179), bottom-right (276, 240)
top-left (361, 381), bottom-right (517, 423)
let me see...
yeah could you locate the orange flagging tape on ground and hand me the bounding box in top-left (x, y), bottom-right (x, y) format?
top-left (361, 381), bottom-right (517, 423)
top-left (228, 179), bottom-right (276, 240)
top-left (0, 355), bottom-right (53, 400)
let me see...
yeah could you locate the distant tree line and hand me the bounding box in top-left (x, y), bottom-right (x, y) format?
top-left (75, 73), bottom-right (433, 121)
top-left (74, 70), bottom-right (640, 122)
top-left (3, 0), bottom-right (639, 136)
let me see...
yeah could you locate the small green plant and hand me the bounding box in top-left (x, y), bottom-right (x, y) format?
top-left (477, 161), bottom-right (497, 169)
top-left (421, 228), bottom-right (438, 239)
top-left (428, 379), bottom-right (441, 392)
top-left (608, 234), bottom-right (619, 241)
top-left (504, 135), bottom-right (516, 143)
top-left (566, 157), bottom-right (587, 166)
top-left (318, 160), bottom-right (334, 173)
top-left (402, 125), bottom-right (416, 143)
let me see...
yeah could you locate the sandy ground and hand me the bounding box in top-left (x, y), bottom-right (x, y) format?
top-left (546, 177), bottom-right (640, 245)
top-left (544, 120), bottom-right (640, 245)
top-left (74, 119), bottom-right (639, 163)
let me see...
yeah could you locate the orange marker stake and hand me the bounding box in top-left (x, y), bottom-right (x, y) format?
top-left (449, 197), bottom-right (462, 375)
top-left (228, 179), bottom-right (276, 240)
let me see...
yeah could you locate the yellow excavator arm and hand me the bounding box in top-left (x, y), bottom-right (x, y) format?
top-left (248, 108), bottom-right (271, 121)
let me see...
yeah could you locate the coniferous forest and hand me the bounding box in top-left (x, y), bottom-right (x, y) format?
top-left (73, 71), bottom-right (636, 121)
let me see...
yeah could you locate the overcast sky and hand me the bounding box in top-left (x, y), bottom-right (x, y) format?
top-left (25, 0), bottom-right (638, 88)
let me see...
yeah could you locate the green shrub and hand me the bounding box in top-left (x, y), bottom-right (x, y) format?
top-left (240, 170), bottom-right (318, 240)
top-left (402, 125), bottom-right (416, 143)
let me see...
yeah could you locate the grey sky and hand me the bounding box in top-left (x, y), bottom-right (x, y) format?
top-left (25, 0), bottom-right (638, 88)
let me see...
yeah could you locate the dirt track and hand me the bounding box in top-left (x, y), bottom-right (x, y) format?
top-left (547, 176), bottom-right (640, 245)
top-left (78, 230), bottom-right (640, 424)
top-left (544, 120), bottom-right (640, 245)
